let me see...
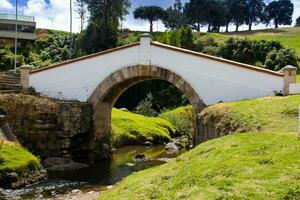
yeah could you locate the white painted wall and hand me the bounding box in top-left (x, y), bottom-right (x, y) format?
top-left (29, 37), bottom-right (284, 105)
top-left (290, 84), bottom-right (300, 95)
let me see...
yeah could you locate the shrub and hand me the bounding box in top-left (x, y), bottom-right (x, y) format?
top-left (264, 48), bottom-right (299, 71)
top-left (159, 106), bottom-right (195, 142)
top-left (134, 93), bottom-right (157, 117)
top-left (219, 38), bottom-right (297, 70)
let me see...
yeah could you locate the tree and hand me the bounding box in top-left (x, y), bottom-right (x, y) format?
top-left (265, 0), bottom-right (294, 28)
top-left (79, 0), bottom-right (130, 53)
top-left (245, 0), bottom-right (265, 31)
top-left (180, 26), bottom-right (193, 49)
top-left (79, 22), bottom-right (118, 54)
top-left (223, 0), bottom-right (233, 32)
top-left (133, 6), bottom-right (166, 33)
top-left (84, 0), bottom-right (130, 25)
top-left (295, 16), bottom-right (300, 27)
top-left (207, 0), bottom-right (226, 32)
top-left (228, 0), bottom-right (247, 32)
top-left (75, 0), bottom-right (87, 33)
top-left (163, 0), bottom-right (186, 30)
top-left (184, 0), bottom-right (209, 32)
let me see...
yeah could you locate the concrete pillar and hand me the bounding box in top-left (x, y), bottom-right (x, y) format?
top-left (282, 65), bottom-right (297, 95)
top-left (139, 33), bottom-right (152, 66)
top-left (20, 65), bottom-right (32, 90)
top-left (93, 102), bottom-right (111, 141)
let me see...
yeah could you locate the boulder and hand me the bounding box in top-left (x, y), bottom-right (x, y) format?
top-left (134, 154), bottom-right (148, 162)
top-left (165, 142), bottom-right (179, 154)
top-left (43, 157), bottom-right (89, 171)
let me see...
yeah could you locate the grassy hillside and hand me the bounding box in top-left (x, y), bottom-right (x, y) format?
top-left (201, 95), bottom-right (300, 134)
top-left (100, 95), bottom-right (300, 199)
top-left (196, 27), bottom-right (300, 57)
top-left (111, 108), bottom-right (178, 146)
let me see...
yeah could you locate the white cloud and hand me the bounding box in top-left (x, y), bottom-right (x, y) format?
top-left (23, 0), bottom-right (82, 32)
top-left (6, 0), bottom-right (300, 33)
top-left (0, 0), bottom-right (13, 11)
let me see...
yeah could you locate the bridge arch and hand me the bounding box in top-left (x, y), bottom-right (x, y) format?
top-left (88, 65), bottom-right (206, 145)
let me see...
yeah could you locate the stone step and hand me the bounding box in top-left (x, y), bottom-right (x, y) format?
top-left (0, 79), bottom-right (20, 84)
top-left (0, 83), bottom-right (22, 90)
top-left (0, 90), bottom-right (21, 94)
top-left (0, 74), bottom-right (20, 79)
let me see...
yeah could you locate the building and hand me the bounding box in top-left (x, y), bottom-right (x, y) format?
top-left (0, 14), bottom-right (36, 48)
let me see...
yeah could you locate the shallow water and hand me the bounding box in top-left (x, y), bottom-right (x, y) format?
top-left (2, 145), bottom-right (185, 199)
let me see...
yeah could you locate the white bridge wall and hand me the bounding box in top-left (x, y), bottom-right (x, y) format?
top-left (29, 40), bottom-right (284, 106)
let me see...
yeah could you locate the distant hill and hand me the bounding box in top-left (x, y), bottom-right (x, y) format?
top-left (195, 27), bottom-right (300, 57)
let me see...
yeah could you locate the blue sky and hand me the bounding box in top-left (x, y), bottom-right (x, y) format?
top-left (0, 0), bottom-right (299, 32)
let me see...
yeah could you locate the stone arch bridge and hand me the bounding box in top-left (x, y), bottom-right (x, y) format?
top-left (19, 34), bottom-right (296, 157)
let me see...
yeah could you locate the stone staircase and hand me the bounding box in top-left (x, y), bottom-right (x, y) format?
top-left (0, 72), bottom-right (22, 93)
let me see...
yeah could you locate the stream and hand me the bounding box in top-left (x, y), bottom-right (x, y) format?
top-left (1, 145), bottom-right (186, 200)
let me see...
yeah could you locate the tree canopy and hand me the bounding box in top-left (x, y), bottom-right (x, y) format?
top-left (295, 16), bottom-right (300, 27)
top-left (133, 6), bottom-right (167, 33)
top-left (265, 0), bottom-right (294, 28)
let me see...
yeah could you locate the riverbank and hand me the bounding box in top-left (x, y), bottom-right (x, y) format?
top-left (1, 145), bottom-right (186, 199)
top-left (0, 142), bottom-right (46, 189)
top-left (99, 95), bottom-right (300, 199)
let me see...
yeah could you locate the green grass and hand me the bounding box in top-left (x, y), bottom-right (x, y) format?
top-left (111, 108), bottom-right (178, 146)
top-left (199, 27), bottom-right (300, 57)
top-left (201, 95), bottom-right (300, 134)
top-left (100, 95), bottom-right (300, 199)
top-left (0, 143), bottom-right (41, 175)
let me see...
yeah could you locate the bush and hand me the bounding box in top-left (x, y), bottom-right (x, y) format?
top-left (219, 38), bottom-right (297, 70)
top-left (134, 93), bottom-right (157, 117)
top-left (264, 48), bottom-right (299, 71)
top-left (159, 106), bottom-right (194, 141)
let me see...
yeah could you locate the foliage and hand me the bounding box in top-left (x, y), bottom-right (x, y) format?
top-left (0, 143), bottom-right (41, 175)
top-left (77, 0), bottom-right (130, 53)
top-left (134, 93), bottom-right (157, 117)
top-left (244, 0), bottom-right (266, 31)
top-left (218, 37), bottom-right (298, 70)
top-left (184, 0), bottom-right (209, 32)
top-left (0, 48), bottom-right (24, 71)
top-left (83, 0), bottom-right (130, 25)
top-left (179, 26), bottom-right (194, 49)
top-left (264, 48), bottom-right (299, 71)
top-left (33, 34), bottom-right (70, 66)
top-left (100, 95), bottom-right (300, 200)
top-left (75, 0), bottom-right (87, 32)
top-left (79, 21), bottom-right (118, 54)
top-left (111, 108), bottom-right (178, 147)
top-left (159, 106), bottom-right (194, 139)
top-left (296, 16), bottom-right (300, 27)
top-left (163, 0), bottom-right (186, 30)
top-left (228, 0), bottom-right (247, 32)
top-left (265, 0), bottom-right (294, 28)
top-left (115, 80), bottom-right (187, 112)
top-left (133, 6), bottom-right (167, 33)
